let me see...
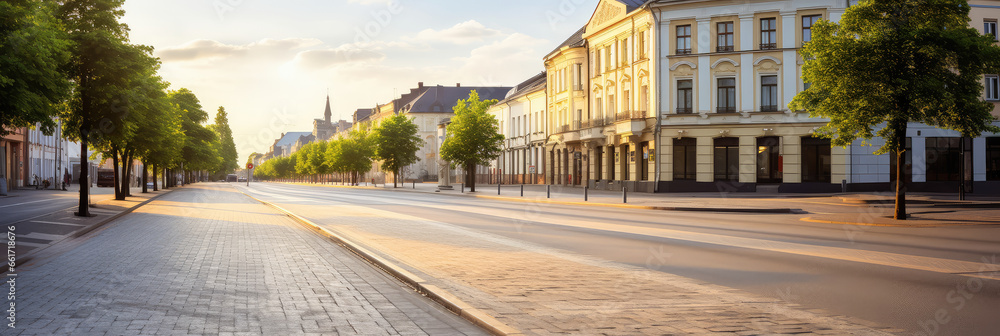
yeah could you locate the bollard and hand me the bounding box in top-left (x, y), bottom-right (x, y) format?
top-left (498, 183), bottom-right (501, 195)
top-left (520, 184), bottom-right (524, 197)
top-left (461, 183), bottom-right (464, 193)
top-left (547, 185), bottom-right (551, 198)
top-left (623, 185), bottom-right (627, 204)
top-left (413, 181), bottom-right (416, 189)
top-left (585, 186), bottom-right (588, 202)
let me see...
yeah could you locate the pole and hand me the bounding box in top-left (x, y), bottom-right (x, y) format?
top-left (461, 182), bottom-right (464, 193)
top-left (498, 183), bottom-right (501, 195)
top-left (546, 185), bottom-right (550, 198)
top-left (585, 186), bottom-right (588, 201)
top-left (520, 184), bottom-right (524, 197)
top-left (623, 185), bottom-right (627, 204)
top-left (960, 137), bottom-right (966, 201)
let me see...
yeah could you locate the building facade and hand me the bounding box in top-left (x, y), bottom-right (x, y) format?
top-left (579, 0), bottom-right (658, 192)
top-left (1, 127), bottom-right (28, 194)
top-left (489, 72), bottom-right (547, 184)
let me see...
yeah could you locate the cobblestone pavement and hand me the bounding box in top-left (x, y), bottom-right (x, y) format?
top-left (252, 187), bottom-right (907, 336)
top-left (6, 183), bottom-right (484, 336)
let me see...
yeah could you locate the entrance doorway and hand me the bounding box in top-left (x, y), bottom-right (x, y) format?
top-left (757, 136), bottom-right (782, 183)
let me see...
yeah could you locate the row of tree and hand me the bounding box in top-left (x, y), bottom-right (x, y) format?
top-left (252, 91), bottom-right (505, 192)
top-left (0, 0), bottom-right (238, 216)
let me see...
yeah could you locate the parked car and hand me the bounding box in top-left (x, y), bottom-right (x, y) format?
top-left (97, 169), bottom-right (115, 187)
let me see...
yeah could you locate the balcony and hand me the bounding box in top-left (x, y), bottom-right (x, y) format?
top-left (615, 110), bottom-right (648, 122)
top-left (759, 43), bottom-right (777, 50)
top-left (676, 48), bottom-right (692, 55)
top-left (716, 45), bottom-right (734, 52)
top-left (760, 105), bottom-right (779, 112)
top-left (717, 106), bottom-right (737, 113)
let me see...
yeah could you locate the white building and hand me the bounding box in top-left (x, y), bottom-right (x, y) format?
top-left (488, 72), bottom-right (547, 184)
top-left (27, 122), bottom-right (72, 188)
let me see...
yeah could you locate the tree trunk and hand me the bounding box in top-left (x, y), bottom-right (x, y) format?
top-left (894, 124), bottom-right (907, 220)
top-left (152, 165), bottom-right (158, 191)
top-left (394, 168), bottom-right (399, 188)
top-left (112, 148), bottom-right (124, 200)
top-left (76, 131), bottom-right (91, 217)
top-left (141, 161), bottom-right (148, 193)
top-left (466, 162), bottom-right (476, 192)
top-left (123, 150), bottom-right (133, 197)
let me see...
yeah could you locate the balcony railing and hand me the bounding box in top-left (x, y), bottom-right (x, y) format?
top-left (581, 117), bottom-right (612, 129)
top-left (615, 110), bottom-right (648, 122)
top-left (676, 48), bottom-right (692, 55)
top-left (759, 43), bottom-right (777, 50)
top-left (760, 105), bottom-right (779, 112)
top-left (716, 45), bottom-right (734, 52)
top-left (676, 107), bottom-right (693, 114)
top-left (716, 106), bottom-right (737, 113)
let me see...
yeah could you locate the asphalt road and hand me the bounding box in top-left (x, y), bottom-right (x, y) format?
top-left (240, 182), bottom-right (1000, 336)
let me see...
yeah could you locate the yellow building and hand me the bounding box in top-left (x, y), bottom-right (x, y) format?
top-left (570, 0), bottom-right (658, 192)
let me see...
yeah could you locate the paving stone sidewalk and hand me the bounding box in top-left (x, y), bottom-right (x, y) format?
top-left (5, 183), bottom-right (483, 336)
top-left (281, 200), bottom-right (906, 336)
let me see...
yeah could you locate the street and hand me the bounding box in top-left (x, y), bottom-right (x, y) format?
top-left (237, 182), bottom-right (1000, 335)
top-left (10, 183), bottom-right (484, 335)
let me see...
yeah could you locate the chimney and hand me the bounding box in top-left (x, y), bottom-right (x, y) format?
top-left (456, 83), bottom-right (461, 87)
top-left (418, 82), bottom-right (424, 88)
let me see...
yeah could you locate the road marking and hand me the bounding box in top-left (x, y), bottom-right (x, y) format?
top-left (22, 232), bottom-right (65, 241)
top-left (30, 220), bottom-right (86, 227)
top-left (0, 199), bottom-right (56, 208)
top-left (260, 185), bottom-right (1000, 281)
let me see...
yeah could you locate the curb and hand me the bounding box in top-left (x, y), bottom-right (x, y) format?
top-left (236, 187), bottom-right (522, 336)
top-left (799, 216), bottom-right (1000, 228)
top-left (2, 187), bottom-right (177, 274)
top-left (272, 182), bottom-right (797, 214)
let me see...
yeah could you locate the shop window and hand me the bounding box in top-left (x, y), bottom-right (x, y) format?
top-left (925, 137), bottom-right (961, 181)
top-left (714, 137), bottom-right (739, 181)
top-left (987, 137), bottom-right (1000, 181)
top-left (802, 137), bottom-right (832, 183)
top-left (673, 138), bottom-right (697, 180)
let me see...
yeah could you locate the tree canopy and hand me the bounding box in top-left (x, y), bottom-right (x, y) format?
top-left (373, 113), bottom-right (423, 187)
top-left (440, 90), bottom-right (502, 192)
top-left (790, 0), bottom-right (1000, 219)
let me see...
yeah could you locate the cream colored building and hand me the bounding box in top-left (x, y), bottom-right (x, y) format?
top-left (489, 72), bottom-right (547, 184)
top-left (564, 0), bottom-right (658, 192)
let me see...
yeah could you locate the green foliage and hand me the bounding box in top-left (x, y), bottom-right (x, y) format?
top-left (211, 106), bottom-right (239, 174)
top-left (170, 88), bottom-right (221, 172)
top-left (327, 129), bottom-right (374, 181)
top-left (372, 113), bottom-right (423, 184)
top-left (790, 0), bottom-right (1000, 154)
top-left (440, 90), bottom-right (502, 174)
top-left (0, 0), bottom-right (72, 136)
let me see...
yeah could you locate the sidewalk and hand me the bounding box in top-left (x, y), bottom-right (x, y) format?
top-left (9, 183), bottom-right (484, 335)
top-left (274, 181), bottom-right (1000, 227)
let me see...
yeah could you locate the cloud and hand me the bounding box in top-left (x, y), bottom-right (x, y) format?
top-left (290, 43), bottom-right (385, 69)
top-left (347, 0), bottom-right (391, 4)
top-left (157, 38), bottom-right (322, 62)
top-left (411, 20), bottom-right (503, 44)
top-left (454, 33), bottom-right (548, 84)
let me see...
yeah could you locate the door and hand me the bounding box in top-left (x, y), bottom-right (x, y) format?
top-left (757, 137), bottom-right (782, 183)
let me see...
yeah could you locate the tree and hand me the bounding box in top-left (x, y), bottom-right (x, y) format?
top-left (170, 88), bottom-right (220, 182)
top-left (790, 0), bottom-right (1000, 220)
top-left (0, 0), bottom-right (71, 136)
top-left (440, 90), bottom-right (503, 192)
top-left (327, 129), bottom-right (374, 185)
top-left (373, 113), bottom-right (423, 187)
top-left (211, 106), bottom-right (239, 177)
top-left (58, 0), bottom-right (142, 216)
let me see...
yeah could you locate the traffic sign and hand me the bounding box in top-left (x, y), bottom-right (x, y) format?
top-left (247, 163), bottom-right (254, 170)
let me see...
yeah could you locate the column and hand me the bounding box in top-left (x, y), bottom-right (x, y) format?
top-left (973, 137), bottom-right (986, 182)
top-left (782, 135), bottom-right (802, 183)
top-left (912, 137), bottom-right (927, 182)
top-left (696, 137), bottom-right (714, 182)
top-left (739, 136), bottom-right (756, 183)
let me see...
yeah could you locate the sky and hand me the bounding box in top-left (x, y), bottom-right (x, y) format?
top-left (120, 0), bottom-right (600, 162)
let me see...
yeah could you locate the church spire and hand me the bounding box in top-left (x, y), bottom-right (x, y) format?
top-left (324, 94), bottom-right (332, 123)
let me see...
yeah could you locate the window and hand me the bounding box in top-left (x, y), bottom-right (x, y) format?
top-left (802, 137), bottom-right (831, 183)
top-left (622, 89), bottom-right (630, 115)
top-left (677, 80), bottom-right (693, 114)
top-left (673, 138), bottom-right (697, 180)
top-left (573, 64), bottom-right (583, 90)
top-left (594, 49), bottom-right (601, 74)
top-left (717, 78), bottom-right (737, 113)
top-left (802, 15), bottom-right (821, 43)
top-left (621, 38), bottom-right (629, 66)
top-left (761, 75), bottom-right (779, 112)
top-left (677, 25), bottom-right (692, 55)
top-left (717, 22), bottom-right (734, 52)
top-left (988, 137), bottom-right (1000, 181)
top-left (987, 75), bottom-right (999, 101)
top-left (714, 137), bottom-right (739, 181)
top-left (605, 47), bottom-right (612, 71)
top-left (638, 31), bottom-right (647, 59)
top-left (595, 97), bottom-right (603, 119)
top-left (926, 137), bottom-right (962, 182)
top-left (760, 18), bottom-right (777, 49)
top-left (608, 93), bottom-right (616, 116)
top-left (986, 20), bottom-right (998, 41)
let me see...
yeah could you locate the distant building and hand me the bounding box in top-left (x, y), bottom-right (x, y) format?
top-left (312, 95), bottom-right (337, 141)
top-left (1, 127), bottom-right (27, 193)
top-left (269, 132), bottom-right (312, 158)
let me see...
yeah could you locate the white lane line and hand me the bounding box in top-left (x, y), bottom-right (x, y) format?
top-left (21, 232), bottom-right (65, 241)
top-left (0, 199), bottom-right (57, 208)
top-left (266, 186), bottom-right (1000, 281)
top-left (13, 241), bottom-right (48, 248)
top-left (29, 220), bottom-right (86, 227)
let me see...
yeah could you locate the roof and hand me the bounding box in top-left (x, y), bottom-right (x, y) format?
top-left (614, 0), bottom-right (648, 11)
top-left (274, 132), bottom-right (311, 148)
top-left (499, 72), bottom-right (547, 104)
top-left (545, 25), bottom-right (587, 60)
top-left (401, 86), bottom-right (512, 113)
